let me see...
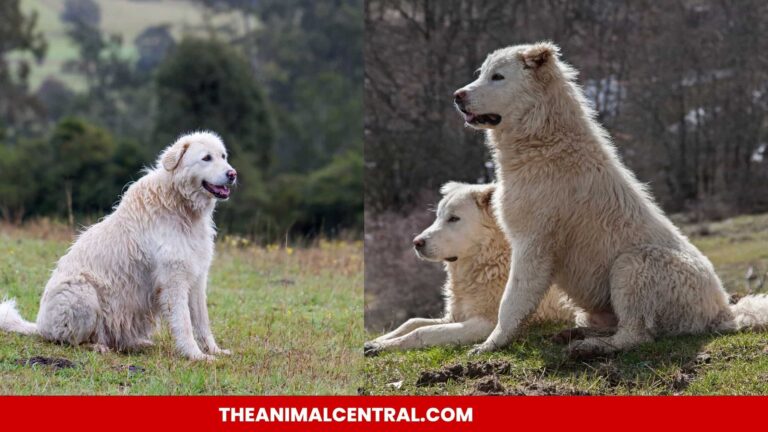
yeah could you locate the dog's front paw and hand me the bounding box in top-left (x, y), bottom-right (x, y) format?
top-left (468, 341), bottom-right (497, 356)
top-left (136, 338), bottom-right (155, 348)
top-left (90, 343), bottom-right (112, 354)
top-left (188, 352), bottom-right (217, 362)
top-left (364, 341), bottom-right (382, 357)
top-left (212, 347), bottom-right (232, 356)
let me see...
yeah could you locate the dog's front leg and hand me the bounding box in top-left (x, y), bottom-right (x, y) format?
top-left (189, 275), bottom-right (230, 356)
top-left (370, 318), bottom-right (494, 354)
top-left (375, 318), bottom-right (446, 342)
top-left (157, 270), bottom-right (213, 361)
top-left (365, 317), bottom-right (446, 356)
top-left (470, 241), bottom-right (553, 354)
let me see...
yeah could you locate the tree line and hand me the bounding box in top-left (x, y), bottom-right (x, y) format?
top-left (0, 0), bottom-right (363, 240)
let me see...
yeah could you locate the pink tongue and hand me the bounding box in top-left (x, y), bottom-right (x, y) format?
top-left (211, 184), bottom-right (230, 197)
top-left (464, 112), bottom-right (476, 122)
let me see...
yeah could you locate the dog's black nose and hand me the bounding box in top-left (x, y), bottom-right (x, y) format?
top-left (413, 238), bottom-right (426, 249)
top-left (454, 90), bottom-right (467, 107)
top-left (226, 169), bottom-right (237, 182)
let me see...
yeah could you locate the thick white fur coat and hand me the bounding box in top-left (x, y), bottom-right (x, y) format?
top-left (455, 42), bottom-right (768, 357)
top-left (0, 132), bottom-right (235, 361)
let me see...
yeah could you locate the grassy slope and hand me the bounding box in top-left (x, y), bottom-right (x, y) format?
top-left (16, 0), bottom-right (234, 90)
top-left (364, 213), bottom-right (768, 395)
top-left (0, 225), bottom-right (363, 394)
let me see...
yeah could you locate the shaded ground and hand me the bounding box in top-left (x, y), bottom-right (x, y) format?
top-left (363, 213), bottom-right (768, 395)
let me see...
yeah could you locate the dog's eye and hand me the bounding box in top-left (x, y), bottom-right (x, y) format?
top-left (447, 216), bottom-right (461, 223)
top-left (491, 73), bottom-right (505, 81)
top-left (222, 154), bottom-right (227, 160)
top-left (202, 155), bottom-right (212, 162)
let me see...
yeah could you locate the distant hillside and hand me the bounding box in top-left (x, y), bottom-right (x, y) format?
top-left (16, 0), bottom-right (238, 90)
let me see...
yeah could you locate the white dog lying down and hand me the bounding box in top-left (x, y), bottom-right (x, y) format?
top-left (0, 131), bottom-right (236, 361)
top-left (454, 41), bottom-right (768, 358)
top-left (365, 182), bottom-right (588, 355)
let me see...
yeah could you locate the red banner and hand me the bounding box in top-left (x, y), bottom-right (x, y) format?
top-left (0, 396), bottom-right (762, 431)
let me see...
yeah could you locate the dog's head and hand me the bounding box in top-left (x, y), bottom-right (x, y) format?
top-left (453, 42), bottom-right (564, 130)
top-left (158, 131), bottom-right (237, 203)
top-left (413, 182), bottom-right (496, 263)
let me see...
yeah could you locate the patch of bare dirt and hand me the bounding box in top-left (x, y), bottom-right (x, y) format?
top-left (593, 362), bottom-right (624, 387)
top-left (671, 352), bottom-right (711, 394)
top-left (16, 356), bottom-right (77, 370)
top-left (416, 362), bottom-right (591, 396)
top-left (509, 381), bottom-right (592, 396)
top-left (471, 376), bottom-right (505, 395)
top-left (113, 364), bottom-right (145, 374)
top-left (415, 360), bottom-right (512, 387)
top-left (271, 278), bottom-right (295, 287)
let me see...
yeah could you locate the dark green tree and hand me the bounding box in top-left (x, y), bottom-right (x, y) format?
top-left (0, 0), bottom-right (47, 138)
top-left (154, 38), bottom-right (273, 169)
top-left (61, 0), bottom-right (101, 28)
top-left (0, 138), bottom-right (50, 223)
top-left (251, 0), bottom-right (363, 173)
top-left (134, 25), bottom-right (175, 75)
top-left (301, 149), bottom-right (363, 235)
top-left (47, 118), bottom-right (118, 223)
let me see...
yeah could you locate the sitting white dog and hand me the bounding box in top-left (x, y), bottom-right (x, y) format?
top-left (454, 42), bottom-right (768, 357)
top-left (1, 131), bottom-right (236, 361)
top-left (365, 182), bottom-right (583, 355)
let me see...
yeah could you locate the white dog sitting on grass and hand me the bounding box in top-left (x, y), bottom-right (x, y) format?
top-left (454, 42), bottom-right (768, 358)
top-left (1, 131), bottom-right (236, 361)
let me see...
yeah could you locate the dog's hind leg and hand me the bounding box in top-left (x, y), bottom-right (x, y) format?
top-left (568, 246), bottom-right (727, 359)
top-left (37, 279), bottom-right (101, 347)
top-left (567, 327), bottom-right (652, 359)
top-left (552, 327), bottom-right (617, 344)
top-left (567, 250), bottom-right (663, 359)
top-left (552, 311), bottom-right (619, 344)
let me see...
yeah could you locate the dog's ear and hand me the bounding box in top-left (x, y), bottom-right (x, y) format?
top-left (473, 184), bottom-right (495, 210)
top-left (519, 42), bottom-right (559, 71)
top-left (440, 181), bottom-right (464, 196)
top-left (161, 141), bottom-right (190, 171)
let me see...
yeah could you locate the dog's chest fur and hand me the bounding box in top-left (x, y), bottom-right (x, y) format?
top-left (443, 230), bottom-right (509, 323)
top-left (487, 131), bottom-right (620, 311)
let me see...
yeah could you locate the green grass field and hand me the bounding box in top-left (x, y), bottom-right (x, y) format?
top-left (364, 213), bottom-right (768, 395)
top-left (0, 222), bottom-right (363, 394)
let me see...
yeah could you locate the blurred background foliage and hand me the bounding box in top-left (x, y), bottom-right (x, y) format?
top-left (0, 0), bottom-right (362, 241)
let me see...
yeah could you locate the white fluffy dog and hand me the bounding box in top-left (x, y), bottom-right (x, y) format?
top-left (0, 131), bottom-right (236, 361)
top-left (453, 42), bottom-right (768, 358)
top-left (365, 182), bottom-right (583, 355)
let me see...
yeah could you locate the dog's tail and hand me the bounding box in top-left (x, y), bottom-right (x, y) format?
top-left (0, 298), bottom-right (38, 335)
top-left (716, 294), bottom-right (768, 332)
